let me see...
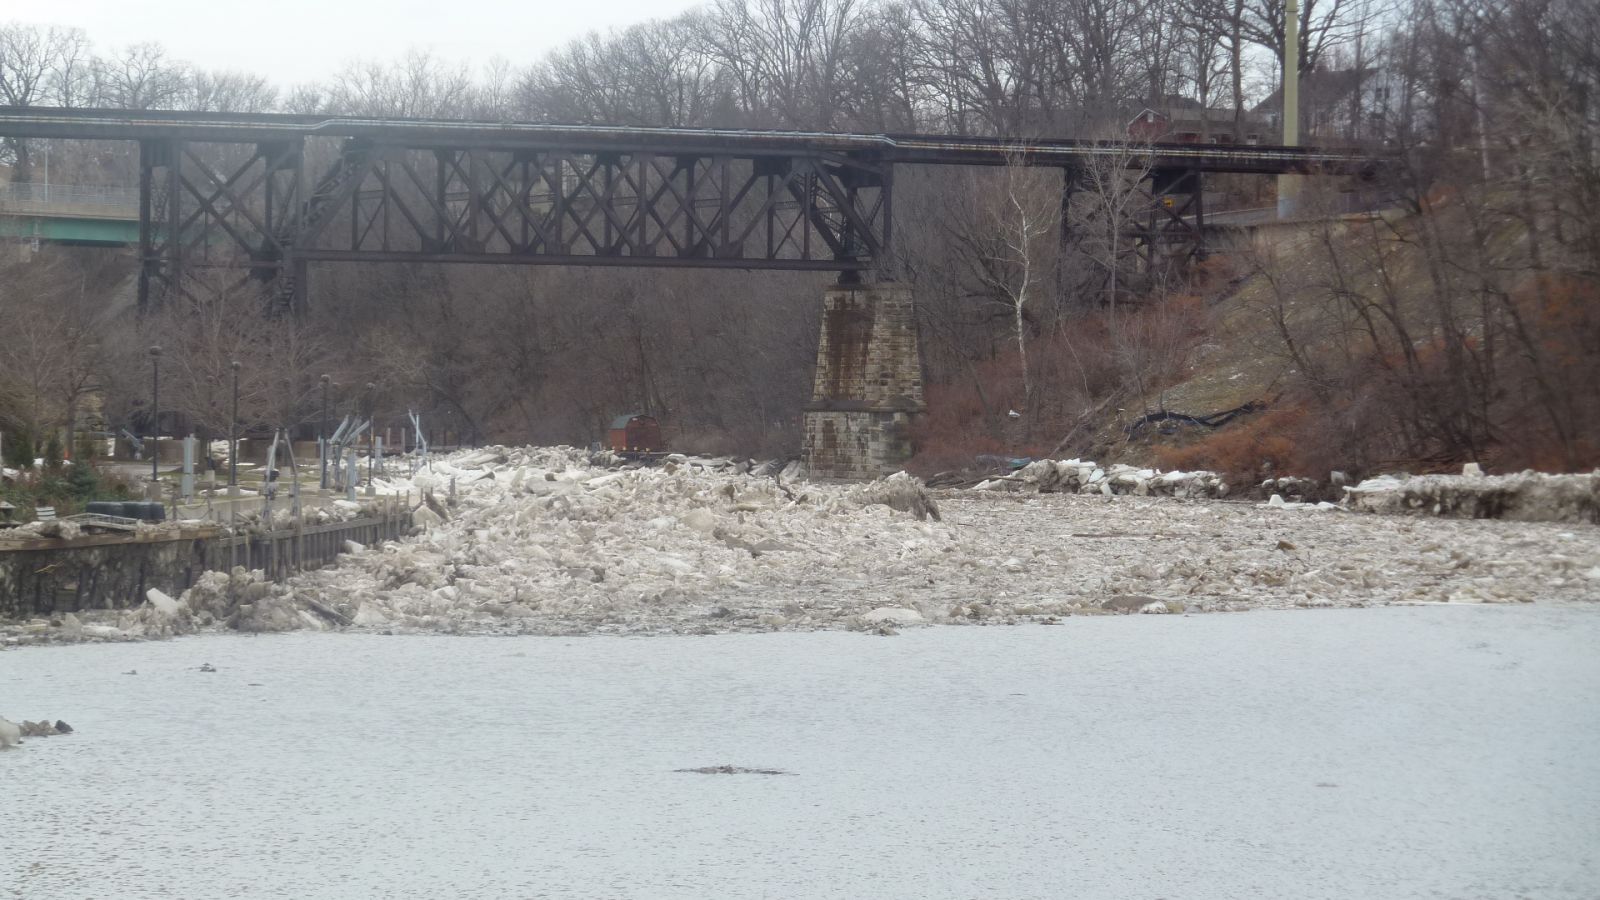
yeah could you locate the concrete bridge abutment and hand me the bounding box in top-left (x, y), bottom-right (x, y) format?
top-left (802, 283), bottom-right (925, 480)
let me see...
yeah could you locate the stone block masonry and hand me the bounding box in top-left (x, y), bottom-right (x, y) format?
top-left (802, 283), bottom-right (925, 480)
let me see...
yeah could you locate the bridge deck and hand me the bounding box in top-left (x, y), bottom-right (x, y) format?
top-left (0, 107), bottom-right (1383, 176)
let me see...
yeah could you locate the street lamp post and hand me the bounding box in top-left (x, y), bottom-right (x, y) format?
top-left (229, 360), bottom-right (241, 489)
top-left (148, 346), bottom-right (162, 482)
top-left (365, 382), bottom-right (376, 490)
top-left (320, 374), bottom-right (331, 490)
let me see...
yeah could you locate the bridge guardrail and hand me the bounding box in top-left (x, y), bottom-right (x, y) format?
top-left (0, 182), bottom-right (139, 218)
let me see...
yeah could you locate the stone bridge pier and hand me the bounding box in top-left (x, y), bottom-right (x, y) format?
top-left (802, 283), bottom-right (925, 480)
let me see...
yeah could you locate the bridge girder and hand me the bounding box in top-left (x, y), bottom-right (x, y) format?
top-left (0, 107), bottom-right (1390, 311)
top-left (134, 135), bottom-right (890, 312)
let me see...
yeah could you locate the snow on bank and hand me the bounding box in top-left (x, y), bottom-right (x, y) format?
top-left (1346, 469), bottom-right (1600, 524)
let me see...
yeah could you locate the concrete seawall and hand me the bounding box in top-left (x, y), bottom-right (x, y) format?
top-left (0, 508), bottom-right (410, 620)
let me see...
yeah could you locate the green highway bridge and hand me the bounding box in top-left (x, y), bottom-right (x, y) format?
top-left (0, 182), bottom-right (139, 245)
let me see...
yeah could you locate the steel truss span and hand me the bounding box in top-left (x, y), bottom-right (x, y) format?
top-left (0, 107), bottom-right (1389, 310)
top-left (134, 134), bottom-right (889, 309)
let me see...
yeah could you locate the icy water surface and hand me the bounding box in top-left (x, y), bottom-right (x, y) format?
top-left (4, 606), bottom-right (1599, 899)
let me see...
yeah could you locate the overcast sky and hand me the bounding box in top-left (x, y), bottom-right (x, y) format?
top-left (11, 0), bottom-right (704, 87)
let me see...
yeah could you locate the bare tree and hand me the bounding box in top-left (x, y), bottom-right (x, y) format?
top-left (326, 49), bottom-right (474, 118)
top-left (1241, 0), bottom-right (1381, 77)
top-left (1071, 137), bottom-right (1155, 336)
top-left (186, 70), bottom-right (278, 113)
top-left (987, 151), bottom-right (1058, 414)
top-left (0, 24), bottom-right (92, 175)
top-left (141, 275), bottom-right (332, 444)
top-left (94, 42), bottom-right (189, 109)
top-left (0, 253), bottom-right (116, 455)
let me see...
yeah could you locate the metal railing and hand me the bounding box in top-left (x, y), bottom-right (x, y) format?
top-left (0, 182), bottom-right (139, 216)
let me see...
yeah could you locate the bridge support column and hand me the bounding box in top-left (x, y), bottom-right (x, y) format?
top-left (802, 283), bottom-right (924, 480)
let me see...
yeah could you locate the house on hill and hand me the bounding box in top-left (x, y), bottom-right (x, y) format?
top-left (1253, 68), bottom-right (1387, 144)
top-left (1126, 106), bottom-right (1269, 145)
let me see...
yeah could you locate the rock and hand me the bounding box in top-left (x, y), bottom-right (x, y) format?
top-left (344, 540), bottom-right (366, 553)
top-left (1462, 462), bottom-right (1484, 477)
top-left (54, 720), bottom-right (73, 734)
top-left (1138, 601), bottom-right (1170, 614)
top-left (1276, 539), bottom-right (1297, 551)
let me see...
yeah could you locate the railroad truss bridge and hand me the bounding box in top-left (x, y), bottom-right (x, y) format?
top-left (0, 107), bottom-right (1387, 478)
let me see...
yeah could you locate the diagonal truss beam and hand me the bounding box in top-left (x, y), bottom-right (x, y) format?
top-left (135, 135), bottom-right (895, 310)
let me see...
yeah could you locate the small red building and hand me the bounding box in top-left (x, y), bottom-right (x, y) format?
top-left (1127, 107), bottom-right (1266, 145)
top-left (607, 414), bottom-right (663, 453)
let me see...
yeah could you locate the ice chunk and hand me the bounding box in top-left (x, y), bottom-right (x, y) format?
top-left (859, 607), bottom-right (925, 625)
top-left (412, 506), bottom-right (443, 529)
top-left (146, 589), bottom-right (181, 616)
top-left (351, 603), bottom-right (392, 626)
top-left (680, 508), bottom-right (718, 534)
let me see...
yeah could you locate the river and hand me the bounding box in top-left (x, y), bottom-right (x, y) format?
top-left (3, 605), bottom-right (1598, 898)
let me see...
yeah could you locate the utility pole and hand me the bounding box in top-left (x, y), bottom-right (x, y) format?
top-left (319, 374), bottom-right (331, 491)
top-left (149, 346), bottom-right (162, 483)
top-left (1278, 0), bottom-right (1301, 218)
top-left (364, 382), bottom-right (377, 496)
top-left (229, 360), bottom-right (241, 493)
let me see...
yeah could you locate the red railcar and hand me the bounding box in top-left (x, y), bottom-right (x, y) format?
top-left (606, 414), bottom-right (663, 454)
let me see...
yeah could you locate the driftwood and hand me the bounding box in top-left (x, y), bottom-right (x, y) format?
top-left (304, 597), bottom-right (352, 626)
